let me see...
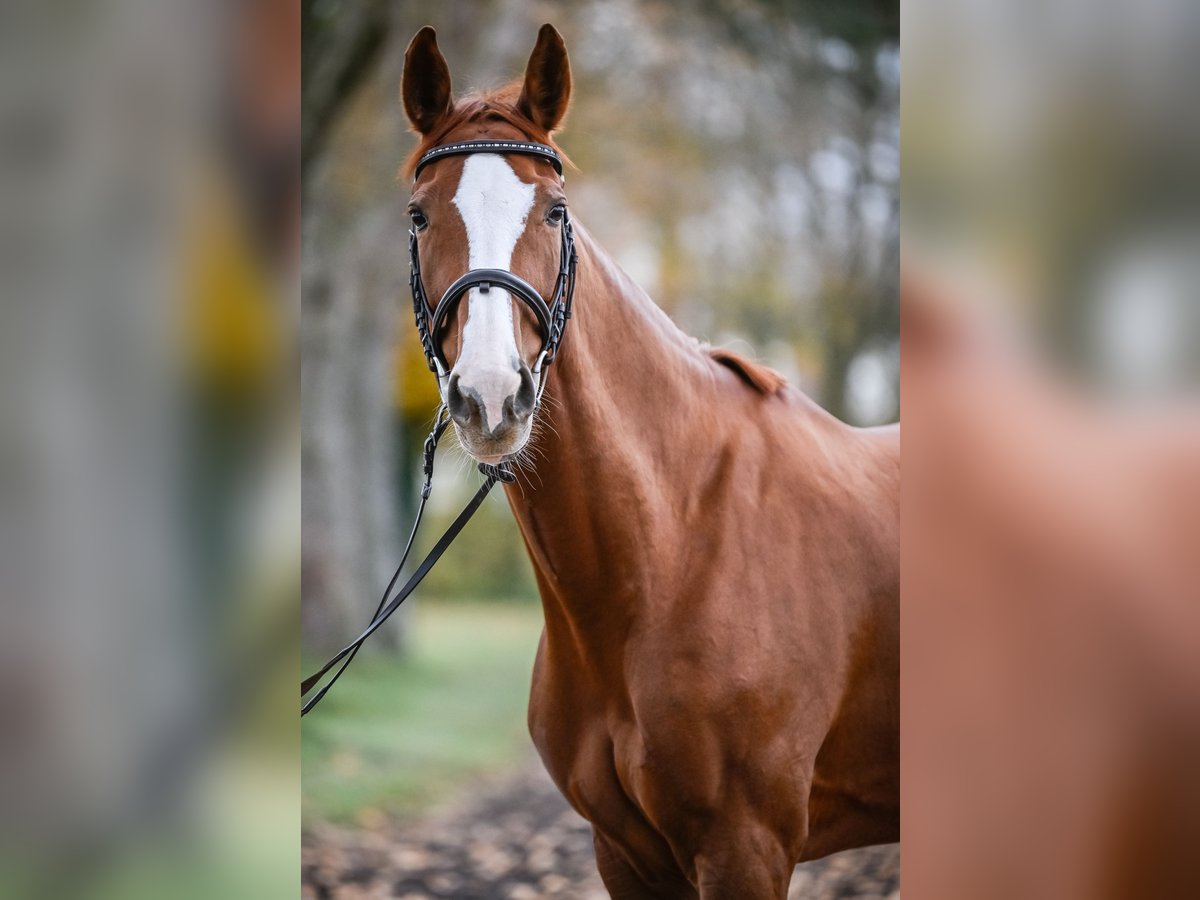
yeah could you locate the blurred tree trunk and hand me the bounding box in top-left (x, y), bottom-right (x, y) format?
top-left (301, 0), bottom-right (391, 180)
top-left (302, 208), bottom-right (408, 653)
top-left (300, 0), bottom-right (509, 655)
top-left (300, 3), bottom-right (412, 654)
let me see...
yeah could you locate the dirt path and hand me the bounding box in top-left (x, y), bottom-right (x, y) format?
top-left (303, 764), bottom-right (899, 899)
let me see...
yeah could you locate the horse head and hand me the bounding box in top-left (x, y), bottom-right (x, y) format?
top-left (402, 24), bottom-right (573, 465)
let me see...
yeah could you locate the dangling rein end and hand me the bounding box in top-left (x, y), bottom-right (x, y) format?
top-left (300, 413), bottom-right (514, 716)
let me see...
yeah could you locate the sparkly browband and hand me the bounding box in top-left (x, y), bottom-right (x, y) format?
top-left (413, 140), bottom-right (563, 181)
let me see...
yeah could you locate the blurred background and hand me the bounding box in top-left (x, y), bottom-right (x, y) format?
top-left (904, 1), bottom-right (1199, 396)
top-left (0, 0), bottom-right (298, 897)
top-left (903, 0), bottom-right (1200, 897)
top-left (301, 0), bottom-right (898, 895)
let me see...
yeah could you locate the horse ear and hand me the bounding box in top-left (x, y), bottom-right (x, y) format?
top-left (402, 26), bottom-right (453, 134)
top-left (517, 24), bottom-right (572, 133)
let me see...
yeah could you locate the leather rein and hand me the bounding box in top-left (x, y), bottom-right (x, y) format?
top-left (301, 140), bottom-right (576, 715)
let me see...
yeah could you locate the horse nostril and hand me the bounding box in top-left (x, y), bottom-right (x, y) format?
top-left (446, 373), bottom-right (475, 425)
top-left (449, 368), bottom-right (533, 436)
top-left (512, 363), bottom-right (536, 418)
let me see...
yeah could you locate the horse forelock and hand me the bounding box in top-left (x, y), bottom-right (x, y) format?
top-left (402, 83), bottom-right (574, 180)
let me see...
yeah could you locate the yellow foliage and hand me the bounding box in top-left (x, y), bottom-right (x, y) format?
top-left (393, 320), bottom-right (442, 418)
top-left (183, 170), bottom-right (283, 398)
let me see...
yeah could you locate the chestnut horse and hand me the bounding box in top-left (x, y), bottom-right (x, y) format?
top-left (401, 25), bottom-right (899, 898)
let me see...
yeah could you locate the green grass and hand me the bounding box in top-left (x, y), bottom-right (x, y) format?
top-left (301, 602), bottom-right (545, 827)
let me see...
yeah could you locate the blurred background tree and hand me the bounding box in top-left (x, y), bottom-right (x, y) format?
top-left (301, 0), bottom-right (899, 653)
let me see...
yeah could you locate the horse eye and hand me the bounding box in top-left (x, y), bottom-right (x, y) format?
top-left (547, 204), bottom-right (566, 225)
top-left (409, 209), bottom-right (428, 230)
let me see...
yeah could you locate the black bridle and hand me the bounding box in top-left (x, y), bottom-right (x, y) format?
top-left (302, 140), bottom-right (577, 716)
top-left (408, 140), bottom-right (578, 403)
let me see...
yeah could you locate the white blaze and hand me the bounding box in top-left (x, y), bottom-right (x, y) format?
top-left (450, 155), bottom-right (535, 432)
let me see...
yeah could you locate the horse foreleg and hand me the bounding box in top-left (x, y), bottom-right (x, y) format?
top-left (692, 828), bottom-right (793, 900)
top-left (593, 830), bottom-right (698, 900)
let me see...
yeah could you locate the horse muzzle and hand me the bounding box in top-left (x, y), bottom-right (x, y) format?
top-left (445, 360), bottom-right (536, 460)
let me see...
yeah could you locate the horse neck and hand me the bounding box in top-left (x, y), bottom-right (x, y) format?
top-left (503, 223), bottom-right (719, 644)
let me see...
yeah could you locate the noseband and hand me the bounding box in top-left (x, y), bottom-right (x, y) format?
top-left (408, 140), bottom-right (578, 402)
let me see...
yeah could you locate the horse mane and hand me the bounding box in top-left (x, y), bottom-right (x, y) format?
top-left (402, 83), bottom-right (574, 179)
top-left (705, 346), bottom-right (787, 396)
